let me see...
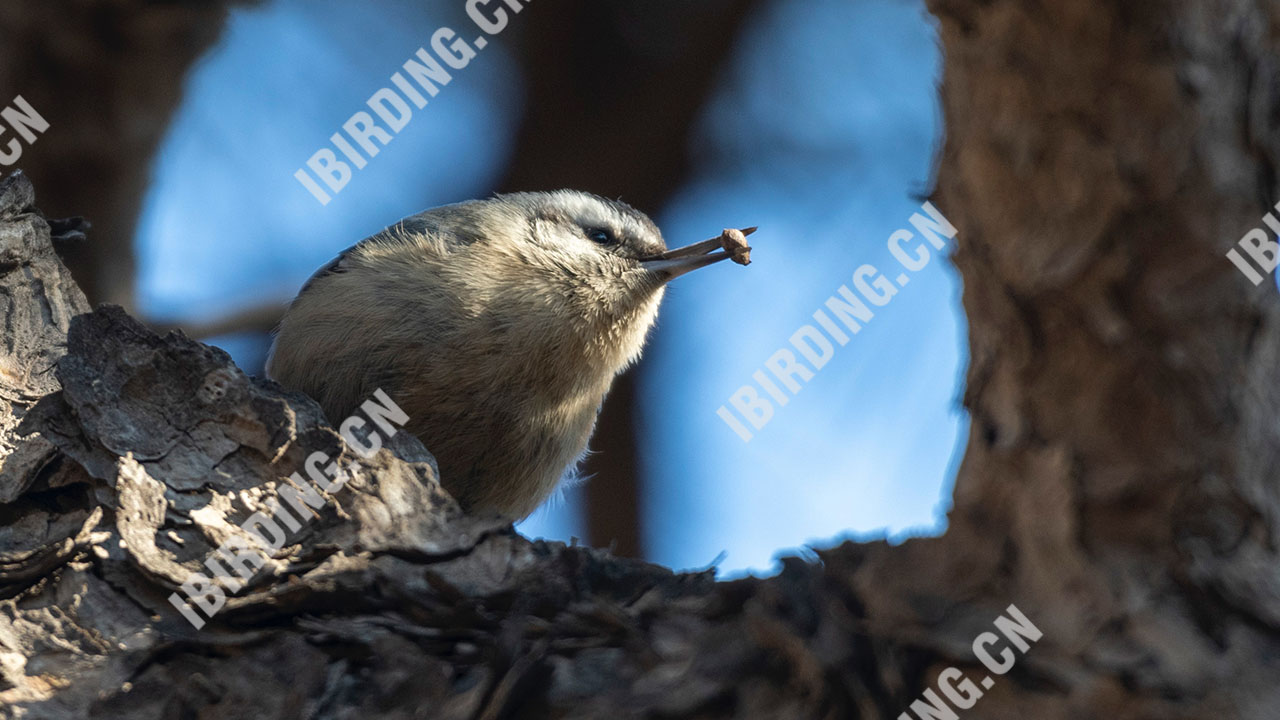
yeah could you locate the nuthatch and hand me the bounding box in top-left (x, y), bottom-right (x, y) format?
top-left (266, 191), bottom-right (752, 519)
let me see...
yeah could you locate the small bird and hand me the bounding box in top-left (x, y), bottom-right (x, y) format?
top-left (267, 191), bottom-right (751, 520)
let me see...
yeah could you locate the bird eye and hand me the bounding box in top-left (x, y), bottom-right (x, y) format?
top-left (586, 228), bottom-right (614, 245)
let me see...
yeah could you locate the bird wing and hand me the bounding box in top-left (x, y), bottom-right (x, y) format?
top-left (294, 242), bottom-right (359, 300)
top-left (291, 213), bottom-right (437, 300)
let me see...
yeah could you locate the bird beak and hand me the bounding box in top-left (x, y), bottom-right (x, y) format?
top-left (640, 227), bottom-right (757, 280)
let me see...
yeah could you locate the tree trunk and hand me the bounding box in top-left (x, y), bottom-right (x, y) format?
top-left (1, 1), bottom-right (1278, 718)
top-left (0, 0), bottom-right (260, 306)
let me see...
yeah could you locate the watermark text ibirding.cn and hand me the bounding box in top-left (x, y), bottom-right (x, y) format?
top-left (716, 201), bottom-right (957, 442)
top-left (0, 95), bottom-right (48, 166)
top-left (1225, 201), bottom-right (1280, 285)
top-left (293, 0), bottom-right (531, 206)
top-left (898, 604), bottom-right (1042, 720)
top-left (168, 388), bottom-right (409, 629)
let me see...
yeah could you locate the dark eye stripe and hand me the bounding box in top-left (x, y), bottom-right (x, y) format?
top-left (587, 228), bottom-right (614, 245)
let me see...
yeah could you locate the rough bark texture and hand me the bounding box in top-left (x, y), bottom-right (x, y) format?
top-left (129, 0), bottom-right (761, 557)
top-left (2, 1), bottom-right (1280, 718)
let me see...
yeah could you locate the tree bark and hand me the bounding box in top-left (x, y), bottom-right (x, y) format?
top-left (2, 0), bottom-right (1279, 718)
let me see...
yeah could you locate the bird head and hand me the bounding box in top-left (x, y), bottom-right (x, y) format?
top-left (500, 189), bottom-right (739, 278)
top-left (447, 190), bottom-right (742, 365)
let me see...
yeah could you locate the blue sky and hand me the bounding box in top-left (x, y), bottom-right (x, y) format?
top-left (135, 0), bottom-right (968, 576)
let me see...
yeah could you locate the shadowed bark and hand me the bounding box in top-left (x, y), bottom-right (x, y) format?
top-left (1, 0), bottom-right (1279, 718)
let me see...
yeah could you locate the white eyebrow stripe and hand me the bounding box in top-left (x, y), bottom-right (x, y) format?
top-left (531, 190), bottom-right (666, 254)
top-left (554, 193), bottom-right (618, 229)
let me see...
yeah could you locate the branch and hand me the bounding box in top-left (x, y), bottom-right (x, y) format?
top-left (3, 0), bottom-right (1280, 714)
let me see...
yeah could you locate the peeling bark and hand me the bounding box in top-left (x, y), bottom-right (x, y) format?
top-left (2, 0), bottom-right (1280, 717)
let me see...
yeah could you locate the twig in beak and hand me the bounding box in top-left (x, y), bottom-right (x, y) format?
top-left (639, 226), bottom-right (758, 279)
top-left (719, 228), bottom-right (752, 265)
